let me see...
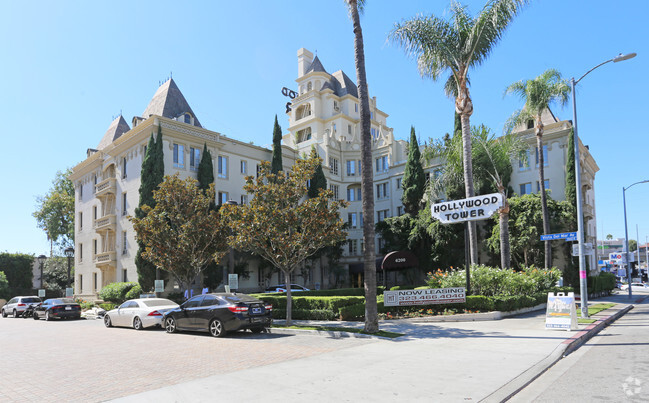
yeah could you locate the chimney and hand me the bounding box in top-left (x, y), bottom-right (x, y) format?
top-left (297, 48), bottom-right (314, 78)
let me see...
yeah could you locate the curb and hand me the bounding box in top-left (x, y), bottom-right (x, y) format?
top-left (269, 327), bottom-right (395, 340)
top-left (482, 304), bottom-right (634, 403)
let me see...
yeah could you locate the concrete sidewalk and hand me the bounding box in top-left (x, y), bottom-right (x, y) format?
top-left (113, 292), bottom-right (643, 403)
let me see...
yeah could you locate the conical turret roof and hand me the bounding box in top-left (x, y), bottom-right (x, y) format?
top-left (142, 78), bottom-right (202, 127)
top-left (97, 115), bottom-right (131, 150)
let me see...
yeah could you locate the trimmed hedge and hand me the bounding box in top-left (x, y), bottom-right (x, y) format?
top-left (250, 295), bottom-right (365, 320)
top-left (261, 287), bottom-right (386, 297)
top-left (98, 282), bottom-right (139, 303)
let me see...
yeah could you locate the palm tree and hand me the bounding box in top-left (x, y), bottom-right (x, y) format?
top-left (390, 0), bottom-right (528, 265)
top-left (504, 69), bottom-right (570, 269)
top-left (346, 0), bottom-right (378, 333)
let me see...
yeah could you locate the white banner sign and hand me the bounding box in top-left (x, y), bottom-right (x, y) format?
top-left (431, 193), bottom-right (504, 223)
top-left (383, 287), bottom-right (466, 306)
top-left (545, 292), bottom-right (578, 331)
top-left (228, 274), bottom-right (239, 290)
top-left (572, 243), bottom-right (594, 256)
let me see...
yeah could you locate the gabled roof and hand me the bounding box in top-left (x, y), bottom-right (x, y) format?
top-left (321, 70), bottom-right (358, 98)
top-left (306, 55), bottom-right (327, 74)
top-left (97, 115), bottom-right (131, 150)
top-left (142, 78), bottom-right (202, 128)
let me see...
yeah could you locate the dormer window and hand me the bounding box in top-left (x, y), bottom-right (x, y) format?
top-left (184, 113), bottom-right (191, 124)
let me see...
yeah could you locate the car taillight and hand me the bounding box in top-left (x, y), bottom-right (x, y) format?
top-left (264, 304), bottom-right (273, 311)
top-left (17, 304), bottom-right (26, 307)
top-left (228, 306), bottom-right (249, 313)
top-left (147, 310), bottom-right (162, 317)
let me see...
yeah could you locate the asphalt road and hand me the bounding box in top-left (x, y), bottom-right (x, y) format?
top-left (511, 292), bottom-right (649, 402)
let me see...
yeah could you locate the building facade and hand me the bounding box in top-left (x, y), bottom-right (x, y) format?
top-left (70, 48), bottom-right (600, 299)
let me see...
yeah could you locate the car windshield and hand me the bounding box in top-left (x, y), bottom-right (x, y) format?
top-left (142, 299), bottom-right (177, 307)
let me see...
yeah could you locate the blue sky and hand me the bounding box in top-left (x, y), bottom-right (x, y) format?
top-left (1, 0), bottom-right (647, 256)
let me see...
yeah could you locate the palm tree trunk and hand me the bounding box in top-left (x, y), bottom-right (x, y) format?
top-left (350, 0), bottom-right (378, 333)
top-left (459, 111), bottom-right (478, 265)
top-left (536, 123), bottom-right (551, 269)
top-left (499, 197), bottom-right (511, 269)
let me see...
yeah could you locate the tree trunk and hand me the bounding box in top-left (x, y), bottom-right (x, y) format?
top-left (460, 110), bottom-right (478, 265)
top-left (350, 0), bottom-right (378, 333)
top-left (536, 121), bottom-right (551, 269)
top-left (285, 270), bottom-right (292, 325)
top-left (499, 205), bottom-right (510, 269)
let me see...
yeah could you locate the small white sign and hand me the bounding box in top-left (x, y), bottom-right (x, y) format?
top-left (545, 292), bottom-right (578, 331)
top-left (431, 193), bottom-right (503, 224)
top-left (154, 280), bottom-right (165, 293)
top-left (228, 274), bottom-right (239, 290)
top-left (65, 287), bottom-right (74, 297)
top-left (38, 289), bottom-right (45, 297)
top-left (383, 287), bottom-right (466, 306)
top-left (572, 243), bottom-right (594, 256)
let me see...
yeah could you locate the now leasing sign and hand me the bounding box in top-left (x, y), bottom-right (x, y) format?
top-left (383, 287), bottom-right (466, 306)
top-left (431, 193), bottom-right (504, 223)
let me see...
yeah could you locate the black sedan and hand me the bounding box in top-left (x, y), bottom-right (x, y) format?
top-left (33, 298), bottom-right (82, 321)
top-left (163, 293), bottom-right (272, 337)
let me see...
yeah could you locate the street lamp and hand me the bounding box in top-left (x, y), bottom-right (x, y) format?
top-left (224, 200), bottom-right (239, 286)
top-left (623, 180), bottom-right (649, 299)
top-left (64, 247), bottom-right (74, 295)
top-left (570, 52), bottom-right (636, 318)
top-left (37, 255), bottom-right (46, 289)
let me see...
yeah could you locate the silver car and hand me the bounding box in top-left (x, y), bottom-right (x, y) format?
top-left (103, 298), bottom-right (179, 330)
top-left (1, 296), bottom-right (42, 318)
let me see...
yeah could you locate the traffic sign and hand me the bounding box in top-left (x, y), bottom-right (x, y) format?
top-left (540, 232), bottom-right (577, 241)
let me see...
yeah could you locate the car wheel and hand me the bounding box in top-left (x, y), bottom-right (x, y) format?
top-left (33, 312), bottom-right (40, 320)
top-left (104, 315), bottom-right (112, 327)
top-left (164, 317), bottom-right (177, 333)
top-left (45, 311), bottom-right (51, 321)
top-left (250, 327), bottom-right (264, 334)
top-left (1, 309), bottom-right (6, 318)
top-left (133, 317), bottom-right (143, 331)
top-left (209, 319), bottom-right (225, 337)
top-left (13, 309), bottom-right (18, 318)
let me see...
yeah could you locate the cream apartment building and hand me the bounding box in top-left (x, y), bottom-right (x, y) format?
top-left (70, 48), bottom-right (599, 299)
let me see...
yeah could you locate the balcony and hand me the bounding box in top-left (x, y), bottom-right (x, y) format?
top-left (95, 178), bottom-right (116, 197)
top-left (583, 204), bottom-right (594, 220)
top-left (95, 251), bottom-right (116, 267)
top-left (94, 214), bottom-right (116, 233)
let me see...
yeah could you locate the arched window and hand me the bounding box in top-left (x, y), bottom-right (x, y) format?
top-left (296, 103), bottom-right (312, 120)
top-left (307, 82), bottom-right (312, 92)
top-left (296, 127), bottom-right (312, 143)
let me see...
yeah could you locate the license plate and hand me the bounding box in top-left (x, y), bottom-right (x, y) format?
top-left (252, 307), bottom-right (262, 314)
top-left (65, 306), bottom-right (71, 310)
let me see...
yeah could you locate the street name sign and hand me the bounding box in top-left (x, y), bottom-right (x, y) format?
top-left (383, 287), bottom-right (466, 306)
top-left (540, 232), bottom-right (577, 241)
top-left (431, 193), bottom-right (503, 223)
top-left (545, 292), bottom-right (578, 331)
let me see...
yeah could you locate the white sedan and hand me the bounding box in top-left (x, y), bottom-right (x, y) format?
top-left (104, 298), bottom-right (179, 330)
top-left (621, 283), bottom-right (649, 291)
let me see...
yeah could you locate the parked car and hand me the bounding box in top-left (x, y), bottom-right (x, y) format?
top-left (33, 298), bottom-right (81, 321)
top-left (264, 284), bottom-right (310, 293)
top-left (163, 293), bottom-right (272, 337)
top-left (1, 296), bottom-right (42, 318)
top-left (621, 283), bottom-right (649, 291)
top-left (104, 298), bottom-right (179, 330)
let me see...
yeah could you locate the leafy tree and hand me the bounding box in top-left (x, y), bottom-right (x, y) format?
top-left (345, 0), bottom-right (379, 334)
top-left (505, 69), bottom-right (571, 268)
top-left (606, 234), bottom-right (613, 240)
top-left (42, 256), bottom-right (74, 293)
top-left (390, 0), bottom-right (528, 265)
top-left (33, 169), bottom-right (75, 254)
top-left (130, 174), bottom-right (230, 293)
top-left (629, 239), bottom-right (638, 252)
top-left (0, 272), bottom-right (9, 300)
top-left (271, 115), bottom-right (283, 175)
top-left (220, 158), bottom-right (348, 325)
top-left (0, 253), bottom-right (33, 290)
top-left (135, 130), bottom-right (165, 291)
top-left (307, 146), bottom-right (327, 198)
top-left (401, 126), bottom-right (426, 215)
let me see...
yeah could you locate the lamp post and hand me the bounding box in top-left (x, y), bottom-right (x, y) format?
top-left (37, 255), bottom-right (46, 290)
top-left (570, 52), bottom-right (636, 318)
top-left (623, 180), bottom-right (649, 298)
top-left (224, 200), bottom-right (238, 287)
top-left (64, 247), bottom-right (74, 295)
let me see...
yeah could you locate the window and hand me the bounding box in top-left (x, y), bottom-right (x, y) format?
top-left (535, 145), bottom-right (549, 167)
top-left (200, 295), bottom-right (218, 307)
top-left (218, 156), bottom-right (228, 178)
top-left (536, 179), bottom-right (550, 192)
top-left (347, 187), bottom-right (361, 202)
top-left (218, 192), bottom-right (229, 205)
top-left (329, 157), bottom-right (339, 175)
top-left (79, 274), bottom-right (83, 293)
top-left (93, 273), bottom-right (98, 290)
top-left (307, 82), bottom-right (312, 91)
top-left (397, 206), bottom-right (404, 216)
top-left (173, 144), bottom-right (185, 168)
top-left (348, 239), bottom-right (358, 255)
top-left (184, 113), bottom-right (191, 124)
top-left (241, 160), bottom-right (247, 174)
top-left (333, 100), bottom-right (339, 111)
top-left (527, 119), bottom-right (534, 129)
top-left (122, 231), bottom-right (127, 254)
top-left (79, 183), bottom-right (83, 200)
top-left (519, 150), bottom-right (531, 171)
top-left (190, 147), bottom-right (201, 172)
top-left (256, 164), bottom-right (262, 178)
top-left (370, 111), bottom-right (374, 120)
top-left (79, 212), bottom-right (83, 231)
top-left (371, 128), bottom-right (376, 139)
top-left (123, 269), bottom-right (128, 282)
top-left (79, 244), bottom-right (83, 262)
top-left (433, 169), bottom-right (442, 180)
top-left (93, 175), bottom-right (97, 194)
top-left (122, 157), bottom-right (127, 179)
top-left (347, 125), bottom-right (352, 134)
top-left (122, 192), bottom-right (127, 216)
top-left (377, 209), bottom-right (390, 222)
top-left (519, 183), bottom-right (532, 195)
top-left (93, 206), bottom-right (97, 221)
top-left (93, 239), bottom-right (98, 256)
top-left (348, 213), bottom-right (358, 229)
top-left (329, 184), bottom-right (339, 200)
top-left (396, 178), bottom-right (402, 189)
top-left (355, 103), bottom-right (358, 113)
top-left (346, 160), bottom-right (357, 176)
top-left (240, 195), bottom-right (248, 205)
top-left (376, 182), bottom-right (390, 200)
top-left (297, 127), bottom-right (312, 142)
top-left (375, 156), bottom-right (389, 173)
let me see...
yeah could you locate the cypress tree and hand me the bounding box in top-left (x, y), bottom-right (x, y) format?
top-left (308, 146), bottom-right (327, 198)
top-left (271, 115), bottom-right (283, 175)
top-left (135, 127), bottom-right (165, 291)
top-left (565, 128), bottom-right (576, 211)
top-left (197, 143), bottom-right (214, 192)
top-left (401, 126), bottom-right (425, 215)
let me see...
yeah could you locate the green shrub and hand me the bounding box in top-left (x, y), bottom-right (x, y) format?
top-left (98, 282), bottom-right (139, 303)
top-left (124, 284), bottom-right (143, 300)
top-left (99, 303), bottom-right (116, 311)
